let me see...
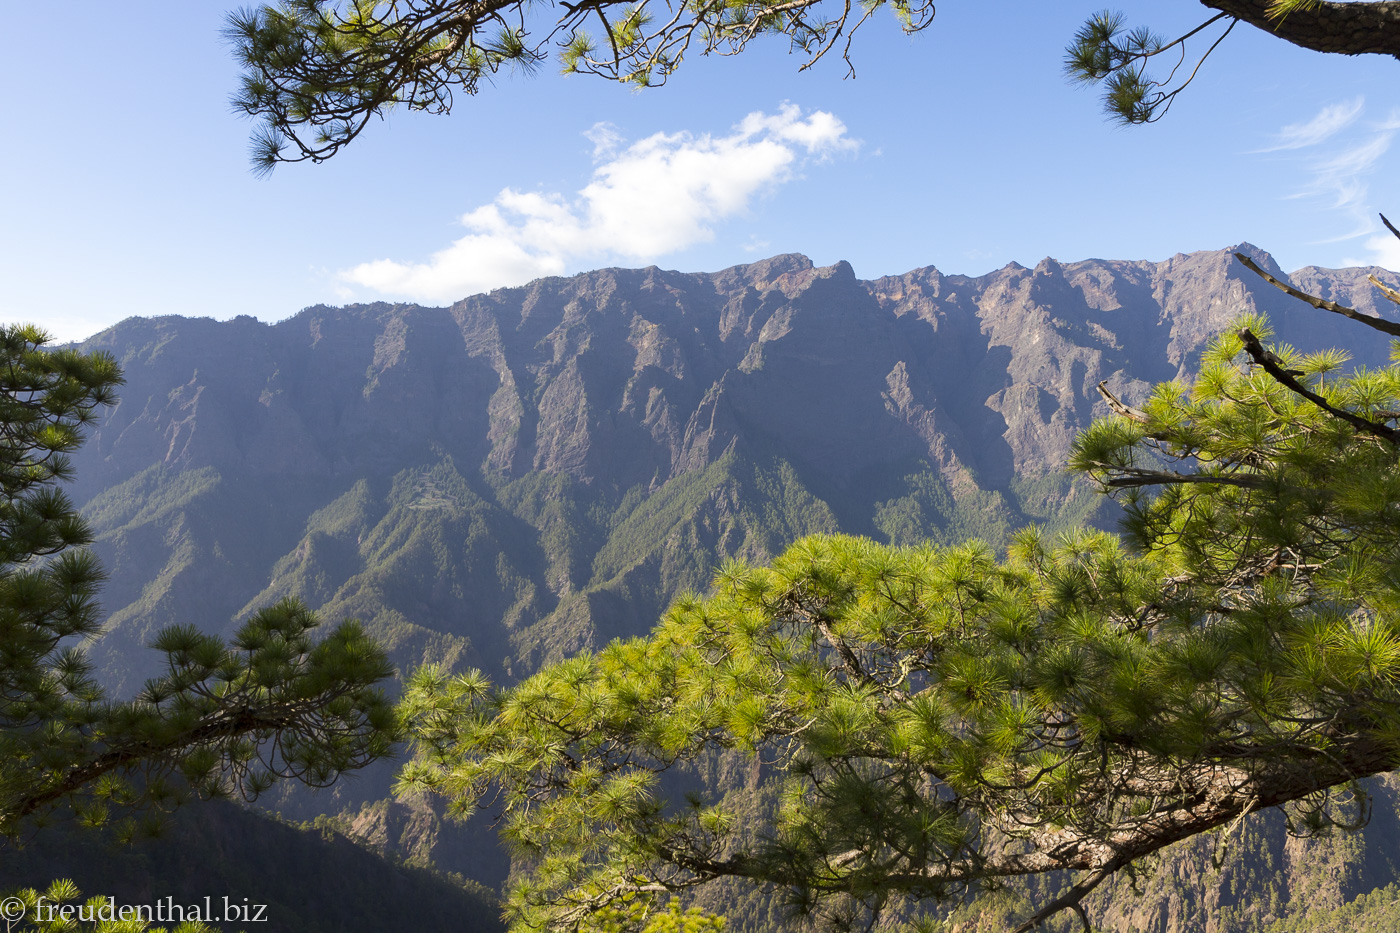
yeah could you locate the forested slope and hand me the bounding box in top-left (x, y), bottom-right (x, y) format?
top-left (0, 801), bottom-right (502, 933)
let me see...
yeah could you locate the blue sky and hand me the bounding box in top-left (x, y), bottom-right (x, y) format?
top-left (4, 2), bottom-right (1399, 342)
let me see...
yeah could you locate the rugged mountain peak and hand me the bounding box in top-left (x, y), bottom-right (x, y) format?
top-left (75, 245), bottom-right (1389, 499)
top-left (70, 244), bottom-right (1392, 666)
top-left (1230, 241), bottom-right (1283, 273)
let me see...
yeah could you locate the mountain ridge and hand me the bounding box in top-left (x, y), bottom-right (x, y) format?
top-left (70, 245), bottom-right (1400, 680)
top-left (57, 245), bottom-right (1400, 932)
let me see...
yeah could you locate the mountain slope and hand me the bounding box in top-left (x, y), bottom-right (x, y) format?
top-left (73, 246), bottom-right (1392, 682)
top-left (60, 246), bottom-right (1400, 928)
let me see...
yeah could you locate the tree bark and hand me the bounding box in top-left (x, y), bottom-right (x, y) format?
top-left (1202, 0), bottom-right (1400, 57)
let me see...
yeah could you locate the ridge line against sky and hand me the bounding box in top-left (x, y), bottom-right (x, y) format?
top-left (339, 104), bottom-right (860, 303)
top-left (1, 2), bottom-right (1397, 343)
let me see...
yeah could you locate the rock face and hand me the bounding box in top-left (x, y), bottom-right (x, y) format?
top-left (71, 246), bottom-right (1392, 681)
top-left (66, 246), bottom-right (1400, 929)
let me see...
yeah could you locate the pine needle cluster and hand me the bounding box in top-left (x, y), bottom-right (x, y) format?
top-left (225, 0), bottom-right (936, 169)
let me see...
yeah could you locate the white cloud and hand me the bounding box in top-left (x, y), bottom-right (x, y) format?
top-left (1257, 98), bottom-right (1363, 152)
top-left (1344, 231), bottom-right (1400, 270)
top-left (342, 104), bottom-right (858, 303)
top-left (585, 122), bottom-right (624, 159)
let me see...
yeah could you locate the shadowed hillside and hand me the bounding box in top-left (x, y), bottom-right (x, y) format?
top-left (0, 801), bottom-right (502, 933)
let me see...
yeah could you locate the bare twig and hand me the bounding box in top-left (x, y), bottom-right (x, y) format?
top-left (1381, 212), bottom-right (1400, 243)
top-left (1096, 381), bottom-right (1149, 423)
top-left (1367, 274), bottom-right (1400, 307)
top-left (1139, 17), bottom-right (1238, 124)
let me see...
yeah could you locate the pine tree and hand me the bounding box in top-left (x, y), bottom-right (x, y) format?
top-left (1065, 2), bottom-right (1400, 124)
top-left (225, 0), bottom-right (1400, 169)
top-left (395, 250), bottom-right (1400, 932)
top-left (0, 324), bottom-right (398, 839)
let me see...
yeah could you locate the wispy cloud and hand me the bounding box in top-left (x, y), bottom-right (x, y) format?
top-left (341, 104), bottom-right (858, 303)
top-left (1261, 99), bottom-right (1400, 269)
top-left (1293, 129), bottom-right (1394, 238)
top-left (1256, 98), bottom-right (1363, 152)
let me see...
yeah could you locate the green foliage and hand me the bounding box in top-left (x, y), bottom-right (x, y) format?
top-left (1069, 317), bottom-right (1400, 618)
top-left (1259, 881), bottom-right (1400, 933)
top-left (585, 899), bottom-right (724, 933)
top-left (396, 277), bottom-right (1400, 932)
top-left (225, 0), bottom-right (936, 169)
top-left (395, 533), bottom-right (1171, 927)
top-left (0, 325), bottom-right (398, 838)
top-left (227, 1), bottom-right (1399, 167)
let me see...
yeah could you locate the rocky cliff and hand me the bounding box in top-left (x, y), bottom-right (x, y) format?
top-left (64, 246), bottom-right (1400, 930)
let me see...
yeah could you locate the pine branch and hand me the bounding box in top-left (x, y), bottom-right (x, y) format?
top-left (1010, 863), bottom-right (1116, 933)
top-left (1234, 253), bottom-right (1400, 338)
top-left (1237, 328), bottom-right (1400, 445)
top-left (1095, 381), bottom-right (1149, 423)
top-left (1100, 467), bottom-right (1272, 490)
top-left (1202, 0), bottom-right (1400, 56)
